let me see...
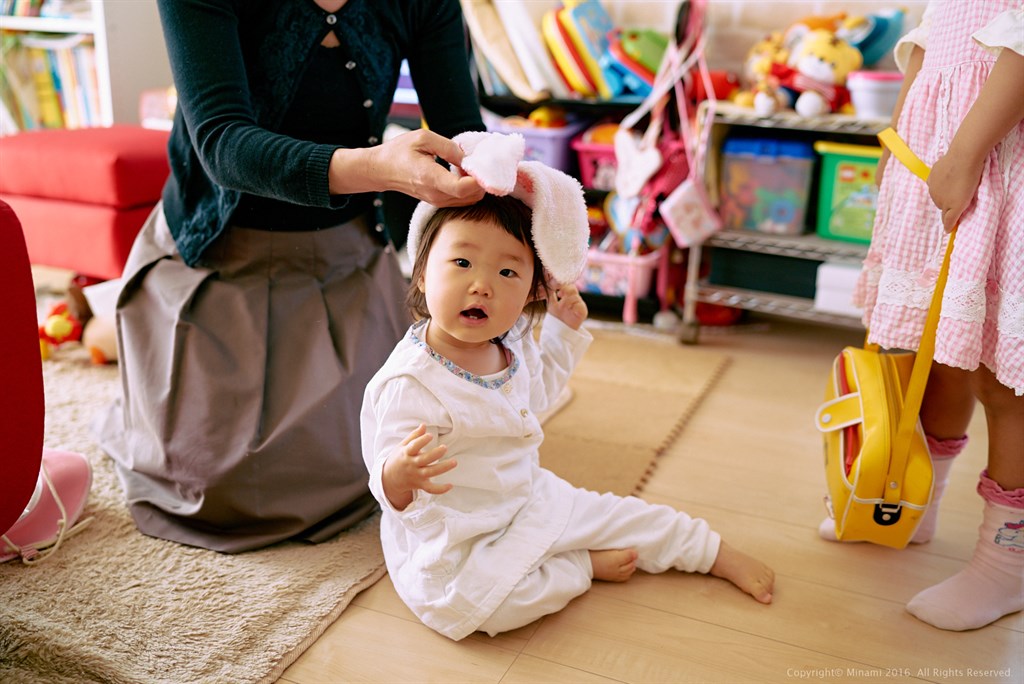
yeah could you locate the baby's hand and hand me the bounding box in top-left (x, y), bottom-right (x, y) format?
top-left (381, 424), bottom-right (457, 510)
top-left (546, 282), bottom-right (588, 330)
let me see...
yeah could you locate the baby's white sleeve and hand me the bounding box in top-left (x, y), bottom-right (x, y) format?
top-left (972, 5), bottom-right (1024, 58)
top-left (893, 0), bottom-right (938, 72)
top-left (361, 375), bottom-right (451, 516)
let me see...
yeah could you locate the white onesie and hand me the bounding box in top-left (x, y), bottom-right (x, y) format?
top-left (360, 314), bottom-right (721, 640)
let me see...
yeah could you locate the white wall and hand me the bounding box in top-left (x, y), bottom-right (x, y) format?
top-left (101, 0), bottom-right (172, 125)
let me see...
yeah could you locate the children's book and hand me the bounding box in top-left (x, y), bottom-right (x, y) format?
top-left (541, 7), bottom-right (595, 97)
top-left (558, 0), bottom-right (623, 99)
top-left (26, 46), bottom-right (63, 128)
top-left (461, 0), bottom-right (546, 103)
top-left (493, 1), bottom-right (568, 99)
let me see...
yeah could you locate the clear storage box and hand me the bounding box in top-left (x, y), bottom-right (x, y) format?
top-left (718, 138), bottom-right (815, 235)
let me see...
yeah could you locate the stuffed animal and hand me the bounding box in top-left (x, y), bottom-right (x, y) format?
top-left (754, 29), bottom-right (863, 117)
top-left (734, 31), bottom-right (789, 108)
top-left (38, 302), bottom-right (83, 360)
top-left (82, 314), bottom-right (117, 364)
top-left (782, 12), bottom-right (848, 54)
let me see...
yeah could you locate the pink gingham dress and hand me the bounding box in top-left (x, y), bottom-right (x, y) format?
top-left (854, 0), bottom-right (1024, 395)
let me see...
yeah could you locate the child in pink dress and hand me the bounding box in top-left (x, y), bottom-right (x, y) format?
top-left (849, 0), bottom-right (1023, 631)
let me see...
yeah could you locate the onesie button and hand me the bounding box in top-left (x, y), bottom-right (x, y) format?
top-left (520, 408), bottom-right (528, 417)
top-left (326, 14), bottom-right (337, 25)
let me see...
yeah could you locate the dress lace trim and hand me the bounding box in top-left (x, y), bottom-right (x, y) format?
top-left (874, 268), bottom-right (1024, 338)
top-left (410, 320), bottom-right (519, 390)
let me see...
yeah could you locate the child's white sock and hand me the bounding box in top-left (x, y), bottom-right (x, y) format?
top-left (906, 471), bottom-right (1024, 631)
top-left (818, 434), bottom-right (966, 543)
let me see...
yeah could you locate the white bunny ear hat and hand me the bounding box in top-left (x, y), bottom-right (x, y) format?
top-left (407, 131), bottom-right (590, 285)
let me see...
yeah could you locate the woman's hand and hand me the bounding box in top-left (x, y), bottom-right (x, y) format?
top-left (381, 423), bottom-right (456, 511)
top-left (330, 129), bottom-right (485, 206)
top-left (546, 282), bottom-right (588, 331)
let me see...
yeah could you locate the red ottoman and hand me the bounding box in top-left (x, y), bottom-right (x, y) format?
top-left (0, 126), bottom-right (170, 281)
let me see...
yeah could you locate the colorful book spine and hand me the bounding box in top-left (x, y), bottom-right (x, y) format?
top-left (26, 46), bottom-right (63, 127)
top-left (559, 0), bottom-right (623, 99)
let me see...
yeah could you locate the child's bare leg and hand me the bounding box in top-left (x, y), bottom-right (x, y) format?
top-left (709, 541), bottom-right (774, 604)
top-left (589, 548), bottom-right (638, 582)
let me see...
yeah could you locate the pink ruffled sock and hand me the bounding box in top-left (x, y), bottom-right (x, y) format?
top-left (906, 471), bottom-right (1024, 631)
top-left (911, 435), bottom-right (968, 543)
top-left (818, 434), bottom-right (967, 543)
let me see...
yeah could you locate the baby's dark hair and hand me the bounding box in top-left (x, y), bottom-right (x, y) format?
top-left (406, 194), bottom-right (549, 331)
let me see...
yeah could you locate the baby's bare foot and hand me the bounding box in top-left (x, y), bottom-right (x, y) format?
top-left (590, 548), bottom-right (638, 582)
top-left (709, 541), bottom-right (774, 604)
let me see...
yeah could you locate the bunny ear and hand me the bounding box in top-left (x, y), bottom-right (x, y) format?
top-left (457, 132), bottom-right (524, 195)
top-left (512, 161), bottom-right (589, 285)
top-left (407, 200), bottom-right (437, 270)
top-left (407, 133), bottom-right (590, 285)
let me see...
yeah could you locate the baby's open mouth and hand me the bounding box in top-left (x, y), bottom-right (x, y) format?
top-left (462, 308), bottom-right (487, 320)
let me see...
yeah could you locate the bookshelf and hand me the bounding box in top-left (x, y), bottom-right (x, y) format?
top-left (1, 0), bottom-right (171, 134)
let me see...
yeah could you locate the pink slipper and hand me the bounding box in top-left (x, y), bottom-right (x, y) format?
top-left (1, 448), bottom-right (93, 564)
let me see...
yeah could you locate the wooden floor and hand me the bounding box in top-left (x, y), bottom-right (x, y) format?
top-left (277, 314), bottom-right (1021, 684)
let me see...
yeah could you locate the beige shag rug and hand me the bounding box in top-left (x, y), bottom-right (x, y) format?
top-left (0, 326), bottom-right (728, 683)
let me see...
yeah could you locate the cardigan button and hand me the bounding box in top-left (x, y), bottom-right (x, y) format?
top-left (373, 198), bottom-right (383, 207)
top-left (362, 99), bottom-right (373, 109)
top-left (326, 14), bottom-right (337, 25)
top-left (345, 60), bottom-right (356, 70)
top-left (520, 408), bottom-right (528, 417)
top-left (375, 223), bottom-right (384, 232)
top-left (368, 135), bottom-right (379, 145)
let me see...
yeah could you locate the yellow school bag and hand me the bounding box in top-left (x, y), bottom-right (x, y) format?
top-left (816, 128), bottom-right (957, 549)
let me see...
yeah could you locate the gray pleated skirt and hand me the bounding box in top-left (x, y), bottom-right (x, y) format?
top-left (94, 205), bottom-right (409, 552)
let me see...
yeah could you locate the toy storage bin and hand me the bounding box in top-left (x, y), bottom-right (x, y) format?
top-left (573, 135), bottom-right (617, 191)
top-left (718, 138), bottom-right (815, 235)
top-left (489, 119), bottom-right (587, 173)
top-left (814, 141), bottom-right (881, 244)
top-left (578, 247), bottom-right (661, 299)
top-left (577, 246), bottom-right (663, 325)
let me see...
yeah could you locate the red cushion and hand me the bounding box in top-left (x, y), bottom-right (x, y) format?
top-left (0, 200), bottom-right (45, 535)
top-left (0, 126), bottom-right (169, 209)
top-left (1, 193), bottom-right (155, 280)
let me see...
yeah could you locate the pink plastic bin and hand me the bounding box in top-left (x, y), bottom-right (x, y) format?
top-left (572, 137), bottom-right (617, 191)
top-left (577, 247), bottom-right (662, 324)
top-left (578, 248), bottom-right (659, 299)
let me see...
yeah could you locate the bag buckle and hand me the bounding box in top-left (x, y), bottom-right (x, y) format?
top-left (873, 503), bottom-right (902, 526)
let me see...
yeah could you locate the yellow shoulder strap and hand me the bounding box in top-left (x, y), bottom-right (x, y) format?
top-left (876, 128), bottom-right (957, 504)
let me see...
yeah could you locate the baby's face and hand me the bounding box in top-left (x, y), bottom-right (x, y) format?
top-left (418, 217), bottom-right (535, 348)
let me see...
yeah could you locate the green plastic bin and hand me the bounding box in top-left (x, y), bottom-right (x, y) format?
top-left (814, 141), bottom-right (882, 244)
